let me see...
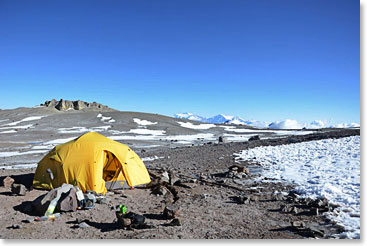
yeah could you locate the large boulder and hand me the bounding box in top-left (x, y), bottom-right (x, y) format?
top-left (56, 188), bottom-right (78, 212)
top-left (32, 184), bottom-right (75, 215)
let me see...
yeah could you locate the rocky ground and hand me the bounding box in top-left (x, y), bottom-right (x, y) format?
top-left (0, 128), bottom-right (359, 239)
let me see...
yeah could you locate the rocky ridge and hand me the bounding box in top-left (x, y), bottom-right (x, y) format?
top-left (41, 99), bottom-right (112, 111)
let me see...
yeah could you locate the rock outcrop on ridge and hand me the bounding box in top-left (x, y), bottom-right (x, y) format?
top-left (41, 99), bottom-right (112, 111)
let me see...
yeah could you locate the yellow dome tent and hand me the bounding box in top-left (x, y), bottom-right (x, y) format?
top-left (33, 132), bottom-right (151, 194)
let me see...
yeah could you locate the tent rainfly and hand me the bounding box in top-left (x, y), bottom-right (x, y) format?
top-left (33, 132), bottom-right (151, 194)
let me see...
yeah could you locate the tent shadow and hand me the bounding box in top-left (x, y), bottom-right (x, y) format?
top-left (0, 173), bottom-right (34, 189)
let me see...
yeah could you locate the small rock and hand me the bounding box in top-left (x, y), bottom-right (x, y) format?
top-left (11, 224), bottom-right (23, 229)
top-left (116, 212), bottom-right (132, 227)
top-left (273, 193), bottom-right (285, 201)
top-left (24, 218), bottom-right (34, 223)
top-left (163, 205), bottom-right (181, 219)
top-left (169, 170), bottom-right (179, 186)
top-left (218, 136), bottom-right (228, 143)
top-left (165, 218), bottom-right (181, 226)
top-left (291, 206), bottom-right (298, 215)
top-left (292, 221), bottom-right (306, 228)
top-left (281, 205), bottom-right (292, 213)
top-left (97, 197), bottom-right (111, 204)
top-left (160, 171), bottom-right (170, 183)
top-left (78, 222), bottom-right (90, 229)
top-left (334, 223), bottom-right (346, 232)
top-left (201, 193), bottom-right (210, 199)
top-left (3, 176), bottom-right (15, 188)
top-left (312, 198), bottom-right (328, 208)
top-left (307, 226), bottom-right (325, 237)
top-left (11, 183), bottom-right (26, 196)
top-left (113, 190), bottom-right (124, 195)
top-left (242, 167), bottom-right (250, 175)
top-left (287, 138), bottom-right (298, 143)
top-left (235, 196), bottom-right (250, 204)
top-left (250, 195), bottom-right (259, 202)
top-left (151, 185), bottom-right (169, 196)
top-left (288, 190), bottom-right (300, 198)
top-left (350, 213), bottom-right (360, 218)
top-left (248, 135), bottom-right (260, 141)
top-left (311, 208), bottom-right (319, 216)
top-left (234, 173), bottom-right (244, 179)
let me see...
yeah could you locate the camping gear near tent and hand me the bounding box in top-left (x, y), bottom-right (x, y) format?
top-left (33, 132), bottom-right (151, 194)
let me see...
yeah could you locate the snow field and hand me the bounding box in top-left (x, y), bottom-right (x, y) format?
top-left (97, 113), bottom-right (115, 123)
top-left (0, 116), bottom-right (46, 127)
top-left (0, 150), bottom-right (49, 157)
top-left (177, 121), bottom-right (216, 130)
top-left (235, 136), bottom-right (360, 239)
top-left (58, 126), bottom-right (111, 134)
top-left (133, 118), bottom-right (157, 126)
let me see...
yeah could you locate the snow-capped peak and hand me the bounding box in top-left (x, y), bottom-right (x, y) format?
top-left (174, 113), bottom-right (360, 130)
top-left (174, 112), bottom-right (206, 122)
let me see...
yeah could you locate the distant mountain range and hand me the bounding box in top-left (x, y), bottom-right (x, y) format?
top-left (174, 113), bottom-right (268, 128)
top-left (174, 113), bottom-right (360, 129)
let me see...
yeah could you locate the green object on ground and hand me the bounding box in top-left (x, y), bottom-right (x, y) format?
top-left (119, 205), bottom-right (127, 214)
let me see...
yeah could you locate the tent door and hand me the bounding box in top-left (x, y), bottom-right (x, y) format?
top-left (103, 151), bottom-right (130, 190)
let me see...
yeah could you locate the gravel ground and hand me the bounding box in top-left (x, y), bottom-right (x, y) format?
top-left (0, 128), bottom-right (359, 239)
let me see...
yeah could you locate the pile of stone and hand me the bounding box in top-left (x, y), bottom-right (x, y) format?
top-left (274, 191), bottom-right (337, 216)
top-left (115, 211), bottom-right (154, 230)
top-left (225, 165), bottom-right (250, 179)
top-left (2, 176), bottom-right (27, 196)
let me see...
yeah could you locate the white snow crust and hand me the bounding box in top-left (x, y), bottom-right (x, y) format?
top-left (235, 136), bottom-right (360, 239)
top-left (133, 118), bottom-right (157, 126)
top-left (177, 121), bottom-right (216, 130)
top-left (1, 116), bottom-right (46, 127)
top-left (0, 150), bottom-right (48, 157)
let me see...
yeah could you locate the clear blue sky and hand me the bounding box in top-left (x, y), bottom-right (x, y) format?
top-left (0, 0), bottom-right (360, 124)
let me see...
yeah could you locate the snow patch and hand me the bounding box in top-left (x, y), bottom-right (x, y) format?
top-left (58, 126), bottom-right (111, 134)
top-left (0, 124), bottom-right (33, 130)
top-left (97, 113), bottom-right (115, 124)
top-left (133, 118), bottom-right (157, 126)
top-left (0, 130), bottom-right (17, 134)
top-left (235, 136), bottom-right (360, 239)
top-left (141, 156), bottom-right (164, 162)
top-left (129, 129), bottom-right (165, 135)
top-left (0, 163), bottom-right (38, 170)
top-left (109, 133), bottom-right (215, 143)
top-left (44, 137), bottom-right (76, 145)
top-left (177, 121), bottom-right (216, 130)
top-left (0, 150), bottom-right (48, 157)
top-left (1, 116), bottom-right (46, 127)
top-left (31, 145), bottom-right (54, 150)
